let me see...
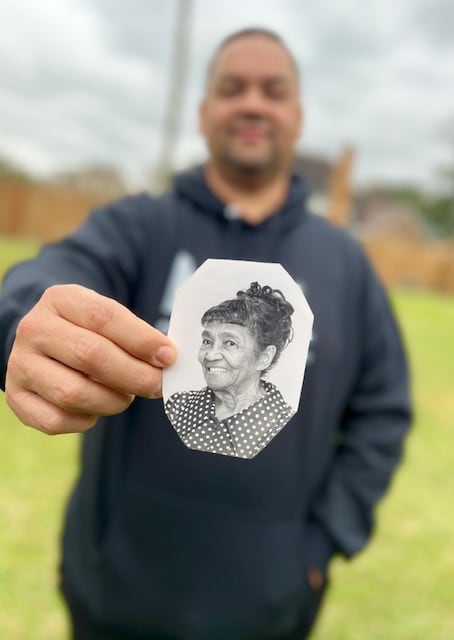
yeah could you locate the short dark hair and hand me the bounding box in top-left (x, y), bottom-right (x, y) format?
top-left (201, 281), bottom-right (294, 373)
top-left (206, 27), bottom-right (300, 87)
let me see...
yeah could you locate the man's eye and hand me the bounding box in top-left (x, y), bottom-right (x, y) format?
top-left (218, 83), bottom-right (242, 97)
top-left (225, 340), bottom-right (238, 348)
top-left (266, 86), bottom-right (287, 100)
top-left (202, 338), bottom-right (212, 346)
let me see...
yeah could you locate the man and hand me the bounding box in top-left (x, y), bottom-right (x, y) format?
top-left (0, 29), bottom-right (411, 639)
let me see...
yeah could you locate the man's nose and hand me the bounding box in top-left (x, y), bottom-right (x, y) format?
top-left (238, 88), bottom-right (267, 114)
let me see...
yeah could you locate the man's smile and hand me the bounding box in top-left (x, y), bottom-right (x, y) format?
top-left (229, 121), bottom-right (271, 141)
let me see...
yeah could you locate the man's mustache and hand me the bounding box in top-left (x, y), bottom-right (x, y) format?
top-left (228, 117), bottom-right (273, 135)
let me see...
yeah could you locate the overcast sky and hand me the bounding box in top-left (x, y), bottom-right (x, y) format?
top-left (0, 0), bottom-right (453, 190)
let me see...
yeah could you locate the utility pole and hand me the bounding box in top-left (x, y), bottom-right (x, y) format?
top-left (153, 0), bottom-right (194, 190)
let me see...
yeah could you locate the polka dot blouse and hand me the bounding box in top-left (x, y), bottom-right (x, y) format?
top-left (165, 381), bottom-right (295, 459)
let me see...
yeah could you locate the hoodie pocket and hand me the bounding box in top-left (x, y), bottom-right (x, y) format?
top-left (94, 482), bottom-right (309, 640)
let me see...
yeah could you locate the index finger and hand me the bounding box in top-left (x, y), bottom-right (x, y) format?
top-left (46, 285), bottom-right (177, 367)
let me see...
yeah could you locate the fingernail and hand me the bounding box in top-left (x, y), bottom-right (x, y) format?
top-left (155, 345), bottom-right (176, 366)
top-left (146, 382), bottom-right (162, 400)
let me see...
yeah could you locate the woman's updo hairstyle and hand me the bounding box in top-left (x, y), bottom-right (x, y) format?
top-left (201, 282), bottom-right (294, 371)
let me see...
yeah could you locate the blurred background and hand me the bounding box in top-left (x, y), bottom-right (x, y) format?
top-left (0, 0), bottom-right (453, 638)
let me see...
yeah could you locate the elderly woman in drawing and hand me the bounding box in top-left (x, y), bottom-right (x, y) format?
top-left (165, 282), bottom-right (295, 459)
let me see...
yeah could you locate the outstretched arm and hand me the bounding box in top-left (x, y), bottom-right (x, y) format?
top-left (0, 196), bottom-right (176, 434)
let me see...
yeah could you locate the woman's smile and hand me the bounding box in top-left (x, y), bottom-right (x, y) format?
top-left (204, 364), bottom-right (230, 380)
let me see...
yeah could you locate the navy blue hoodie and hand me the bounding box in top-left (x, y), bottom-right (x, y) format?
top-left (0, 168), bottom-right (411, 639)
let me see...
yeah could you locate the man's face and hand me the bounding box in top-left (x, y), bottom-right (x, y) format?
top-left (199, 36), bottom-right (302, 180)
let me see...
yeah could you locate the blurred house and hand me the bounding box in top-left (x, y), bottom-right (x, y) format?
top-left (354, 189), bottom-right (432, 243)
top-left (352, 189), bottom-right (454, 294)
top-left (293, 154), bottom-right (331, 216)
top-left (294, 147), bottom-right (354, 226)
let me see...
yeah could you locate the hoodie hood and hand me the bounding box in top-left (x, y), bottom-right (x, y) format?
top-left (173, 166), bottom-right (311, 230)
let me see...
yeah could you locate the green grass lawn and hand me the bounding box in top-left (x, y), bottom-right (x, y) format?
top-left (314, 290), bottom-right (454, 640)
top-left (1, 236), bottom-right (453, 639)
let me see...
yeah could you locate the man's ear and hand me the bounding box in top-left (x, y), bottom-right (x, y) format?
top-left (295, 101), bottom-right (304, 140)
top-left (198, 99), bottom-right (207, 135)
top-left (257, 345), bottom-right (277, 371)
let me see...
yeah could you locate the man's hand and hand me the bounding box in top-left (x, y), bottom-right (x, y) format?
top-left (5, 284), bottom-right (177, 435)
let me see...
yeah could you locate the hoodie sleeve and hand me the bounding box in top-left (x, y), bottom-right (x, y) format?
top-left (309, 252), bottom-right (412, 567)
top-left (0, 195), bottom-right (150, 390)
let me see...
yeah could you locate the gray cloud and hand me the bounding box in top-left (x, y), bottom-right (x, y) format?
top-left (0, 0), bottom-right (452, 189)
top-left (411, 0), bottom-right (454, 48)
top-left (89, 0), bottom-right (176, 60)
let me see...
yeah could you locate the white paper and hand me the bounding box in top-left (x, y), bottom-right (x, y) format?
top-left (163, 259), bottom-right (314, 459)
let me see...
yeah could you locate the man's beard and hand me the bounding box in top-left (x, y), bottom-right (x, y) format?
top-left (221, 146), bottom-right (281, 183)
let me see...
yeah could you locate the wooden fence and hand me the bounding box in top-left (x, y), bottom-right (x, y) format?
top-left (0, 182), bottom-right (104, 242)
top-left (363, 236), bottom-right (454, 295)
top-left (1, 180), bottom-right (453, 295)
